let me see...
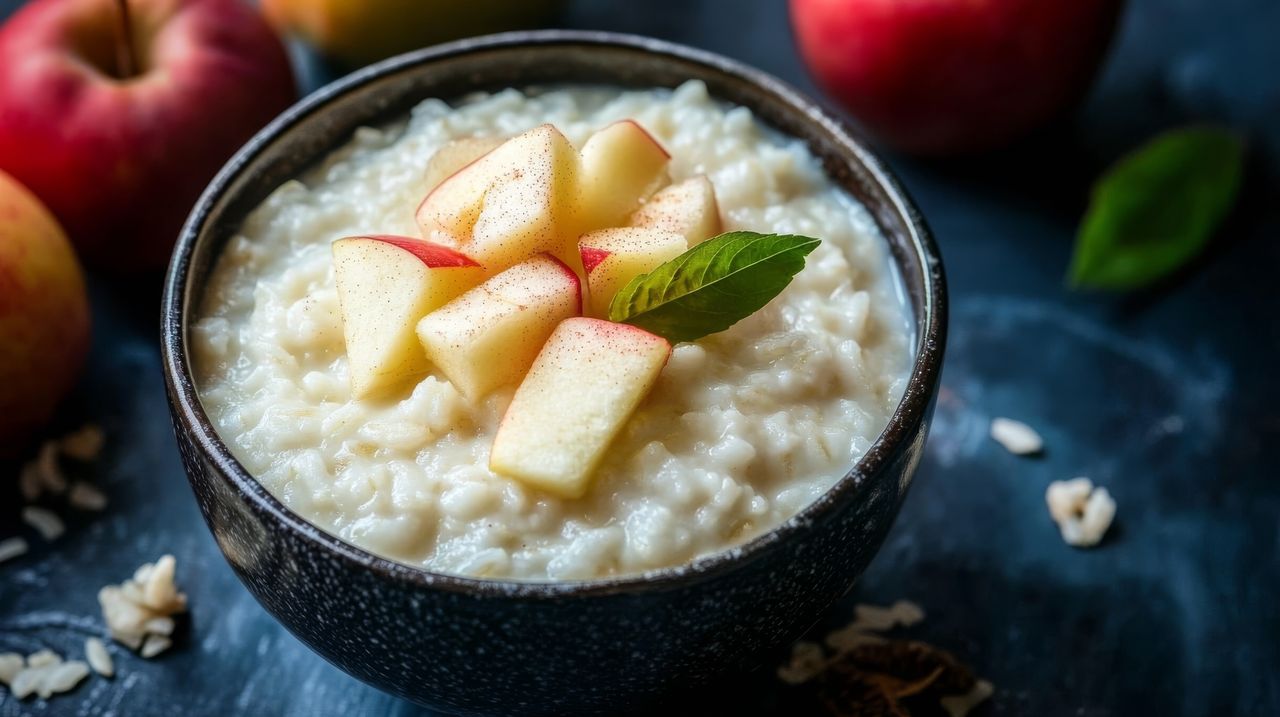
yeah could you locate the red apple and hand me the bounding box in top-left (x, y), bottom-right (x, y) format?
top-left (790, 0), bottom-right (1124, 155)
top-left (0, 0), bottom-right (297, 270)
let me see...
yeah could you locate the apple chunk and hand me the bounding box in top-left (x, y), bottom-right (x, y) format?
top-left (628, 175), bottom-right (722, 245)
top-left (415, 124), bottom-right (579, 272)
top-left (490, 318), bottom-right (671, 499)
top-left (578, 227), bottom-right (686, 318)
top-left (333, 235), bottom-right (485, 399)
top-left (417, 254), bottom-right (581, 400)
top-left (423, 136), bottom-right (504, 192)
top-left (576, 120), bottom-right (671, 232)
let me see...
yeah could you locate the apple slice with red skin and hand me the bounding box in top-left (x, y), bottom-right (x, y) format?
top-left (415, 124), bottom-right (580, 273)
top-left (490, 317), bottom-right (672, 499)
top-left (575, 119), bottom-right (672, 234)
top-left (333, 235), bottom-right (485, 399)
top-left (417, 253), bottom-right (582, 400)
top-left (628, 175), bottom-right (722, 245)
top-left (578, 227), bottom-right (687, 319)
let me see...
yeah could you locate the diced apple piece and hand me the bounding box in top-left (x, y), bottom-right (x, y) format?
top-left (423, 136), bottom-right (504, 191)
top-left (628, 175), bottom-right (722, 245)
top-left (333, 235), bottom-right (485, 398)
top-left (415, 124), bottom-right (579, 273)
top-left (490, 318), bottom-right (671, 498)
top-left (578, 227), bottom-right (686, 318)
top-left (576, 120), bottom-right (671, 232)
top-left (417, 254), bottom-right (581, 400)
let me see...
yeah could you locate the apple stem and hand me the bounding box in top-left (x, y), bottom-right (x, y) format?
top-left (113, 0), bottom-right (137, 79)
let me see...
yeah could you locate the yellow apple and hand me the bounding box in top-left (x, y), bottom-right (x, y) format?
top-left (0, 170), bottom-right (91, 458)
top-left (262, 0), bottom-right (564, 69)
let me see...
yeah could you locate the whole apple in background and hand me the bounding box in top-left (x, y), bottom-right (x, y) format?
top-left (262, 0), bottom-right (564, 69)
top-left (0, 0), bottom-right (297, 271)
top-left (0, 170), bottom-right (91, 459)
top-left (789, 0), bottom-right (1124, 156)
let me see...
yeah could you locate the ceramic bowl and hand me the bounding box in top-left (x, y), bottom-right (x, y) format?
top-left (160, 30), bottom-right (946, 716)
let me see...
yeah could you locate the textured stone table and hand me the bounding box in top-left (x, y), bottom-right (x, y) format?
top-left (2, 0), bottom-right (1277, 714)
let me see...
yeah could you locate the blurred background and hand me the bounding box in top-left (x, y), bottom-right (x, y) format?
top-left (0, 0), bottom-right (1277, 715)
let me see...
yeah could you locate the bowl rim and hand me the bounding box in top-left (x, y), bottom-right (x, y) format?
top-left (161, 29), bottom-right (947, 599)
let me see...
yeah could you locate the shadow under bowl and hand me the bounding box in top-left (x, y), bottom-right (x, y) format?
top-left (160, 30), bottom-right (946, 716)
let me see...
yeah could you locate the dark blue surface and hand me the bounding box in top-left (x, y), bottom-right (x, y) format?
top-left (2, 0), bottom-right (1278, 715)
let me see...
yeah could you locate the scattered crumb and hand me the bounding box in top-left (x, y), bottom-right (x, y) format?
top-left (140, 635), bottom-right (172, 659)
top-left (989, 417), bottom-right (1043, 455)
top-left (2, 649), bottom-right (90, 700)
top-left (778, 600), bottom-right (992, 715)
top-left (16, 423), bottom-right (107, 502)
top-left (1046, 477), bottom-right (1116, 547)
top-left (35, 441), bottom-right (67, 494)
top-left (826, 600), bottom-right (925, 653)
top-left (68, 481), bottom-right (108, 511)
top-left (99, 555), bottom-right (187, 656)
top-left (21, 506), bottom-right (65, 541)
top-left (0, 536), bottom-right (29, 564)
top-left (84, 638), bottom-right (113, 678)
top-left (778, 641), bottom-right (828, 685)
top-left (942, 679), bottom-right (995, 717)
top-left (0, 653), bottom-right (23, 684)
top-left (59, 424), bottom-right (105, 461)
top-left (25, 649), bottom-right (58, 668)
top-left (854, 600), bottom-right (926, 632)
top-left (18, 460), bottom-right (42, 502)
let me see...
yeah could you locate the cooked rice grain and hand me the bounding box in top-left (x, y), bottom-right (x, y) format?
top-left (85, 638), bottom-right (114, 678)
top-left (68, 482), bottom-right (108, 511)
top-left (36, 661), bottom-right (90, 699)
top-left (60, 424), bottom-right (105, 461)
top-left (0, 536), bottom-right (29, 564)
top-left (101, 555), bottom-right (187, 658)
top-left (21, 507), bottom-right (65, 541)
top-left (140, 635), bottom-right (172, 659)
top-left (989, 417), bottom-right (1043, 455)
top-left (0, 653), bottom-right (24, 684)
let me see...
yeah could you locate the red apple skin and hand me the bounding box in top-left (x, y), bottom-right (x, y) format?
top-left (542, 253), bottom-right (584, 316)
top-left (354, 235), bottom-right (481, 268)
top-left (790, 0), bottom-right (1124, 155)
top-left (580, 246), bottom-right (611, 274)
top-left (0, 0), bottom-right (297, 270)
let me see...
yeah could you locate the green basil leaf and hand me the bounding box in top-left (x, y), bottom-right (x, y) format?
top-left (1069, 126), bottom-right (1245, 290)
top-left (608, 231), bottom-right (820, 344)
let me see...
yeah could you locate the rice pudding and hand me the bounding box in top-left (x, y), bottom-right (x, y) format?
top-left (193, 80), bottom-right (912, 580)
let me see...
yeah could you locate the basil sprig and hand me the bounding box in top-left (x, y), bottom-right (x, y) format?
top-left (1069, 127), bottom-right (1244, 290)
top-left (608, 231), bottom-right (820, 343)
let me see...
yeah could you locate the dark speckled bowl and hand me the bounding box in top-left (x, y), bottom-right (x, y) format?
top-left (160, 30), bottom-right (945, 716)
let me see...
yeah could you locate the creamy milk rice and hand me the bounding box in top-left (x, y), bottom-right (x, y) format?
top-left (194, 81), bottom-right (913, 580)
